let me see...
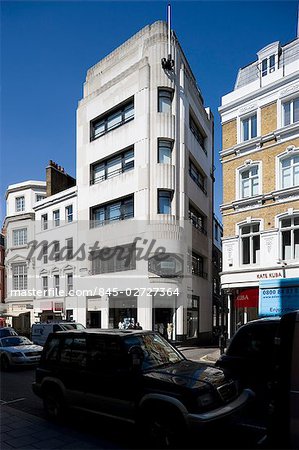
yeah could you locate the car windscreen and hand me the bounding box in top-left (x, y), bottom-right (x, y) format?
top-left (0, 329), bottom-right (17, 337)
top-left (0, 336), bottom-right (32, 347)
top-left (123, 333), bottom-right (184, 370)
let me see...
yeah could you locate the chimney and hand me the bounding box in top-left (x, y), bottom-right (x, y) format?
top-left (46, 160), bottom-right (76, 196)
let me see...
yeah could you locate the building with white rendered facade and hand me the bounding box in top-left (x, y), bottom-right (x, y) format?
top-left (219, 36), bottom-right (299, 337)
top-left (76, 21), bottom-right (214, 342)
top-left (4, 180), bottom-right (46, 329)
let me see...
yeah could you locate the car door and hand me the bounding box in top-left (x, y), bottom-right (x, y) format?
top-left (85, 335), bottom-right (137, 421)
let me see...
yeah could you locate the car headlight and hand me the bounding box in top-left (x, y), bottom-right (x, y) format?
top-left (197, 391), bottom-right (214, 408)
top-left (12, 352), bottom-right (23, 358)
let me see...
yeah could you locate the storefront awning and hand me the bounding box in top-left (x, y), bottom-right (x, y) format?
top-left (235, 288), bottom-right (258, 308)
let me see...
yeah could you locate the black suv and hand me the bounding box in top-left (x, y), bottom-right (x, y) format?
top-left (33, 329), bottom-right (253, 447)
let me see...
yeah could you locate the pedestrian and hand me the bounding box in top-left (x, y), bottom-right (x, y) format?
top-left (135, 322), bottom-right (142, 330)
top-left (118, 319), bottom-right (124, 330)
top-left (128, 321), bottom-right (135, 329)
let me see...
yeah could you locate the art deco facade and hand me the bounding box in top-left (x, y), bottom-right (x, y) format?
top-left (219, 37), bottom-right (299, 336)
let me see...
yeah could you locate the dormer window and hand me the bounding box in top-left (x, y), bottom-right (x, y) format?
top-left (261, 54), bottom-right (276, 77)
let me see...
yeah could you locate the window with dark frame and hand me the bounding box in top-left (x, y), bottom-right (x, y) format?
top-left (41, 214), bottom-right (48, 230)
top-left (189, 252), bottom-right (207, 279)
top-left (66, 205), bottom-right (73, 223)
top-left (91, 98), bottom-right (134, 141)
top-left (91, 148), bottom-right (134, 185)
top-left (42, 276), bottom-right (48, 296)
top-left (91, 243), bottom-right (136, 275)
top-left (189, 160), bottom-right (206, 194)
top-left (188, 204), bottom-right (206, 234)
top-left (158, 140), bottom-right (172, 164)
top-left (90, 195), bottom-right (134, 228)
top-left (189, 114), bottom-right (206, 153)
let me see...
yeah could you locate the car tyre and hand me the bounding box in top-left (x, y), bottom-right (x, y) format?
top-left (43, 388), bottom-right (65, 421)
top-left (1, 355), bottom-right (10, 371)
top-left (140, 407), bottom-right (187, 449)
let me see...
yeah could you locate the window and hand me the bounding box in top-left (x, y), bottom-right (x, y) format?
top-left (66, 238), bottom-right (73, 260)
top-left (41, 214), bottom-right (48, 230)
top-left (66, 205), bottom-right (73, 223)
top-left (158, 190), bottom-right (172, 214)
top-left (240, 223), bottom-right (260, 265)
top-left (280, 216), bottom-right (299, 261)
top-left (158, 88), bottom-right (173, 113)
top-left (280, 155), bottom-right (299, 189)
top-left (91, 98), bottom-right (134, 140)
top-left (53, 210), bottom-right (60, 227)
top-left (12, 264), bottom-right (27, 290)
top-left (240, 165), bottom-right (259, 198)
top-left (261, 54), bottom-right (276, 77)
top-left (190, 252), bottom-right (207, 279)
top-left (91, 148), bottom-right (134, 185)
top-left (13, 228), bottom-right (27, 246)
top-left (91, 243), bottom-right (136, 275)
top-left (189, 114), bottom-right (206, 152)
top-left (189, 161), bottom-right (206, 194)
top-left (42, 277), bottom-right (48, 296)
top-left (91, 195), bottom-right (134, 228)
top-left (215, 223), bottom-right (219, 241)
top-left (158, 140), bottom-right (172, 164)
top-left (15, 196), bottom-right (25, 212)
top-left (54, 275), bottom-right (59, 295)
top-left (241, 114), bottom-right (257, 141)
top-left (53, 241), bottom-right (60, 262)
top-left (66, 274), bottom-right (73, 295)
top-left (261, 58), bottom-right (267, 77)
top-left (188, 205), bottom-right (206, 234)
top-left (282, 97), bottom-right (299, 126)
top-left (43, 244), bottom-right (48, 264)
top-left (36, 194), bottom-right (45, 202)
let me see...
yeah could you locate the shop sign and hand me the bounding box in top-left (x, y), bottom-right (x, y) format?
top-left (259, 278), bottom-right (299, 317)
top-left (256, 272), bottom-right (283, 279)
top-left (12, 304), bottom-right (27, 311)
top-left (235, 288), bottom-right (259, 308)
top-left (88, 298), bottom-right (101, 311)
top-left (54, 302), bottom-right (63, 312)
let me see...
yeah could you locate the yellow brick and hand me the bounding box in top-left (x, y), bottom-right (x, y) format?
top-left (261, 102), bottom-right (277, 135)
top-left (222, 119), bottom-right (237, 150)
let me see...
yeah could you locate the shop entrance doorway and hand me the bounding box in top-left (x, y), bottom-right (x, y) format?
top-left (109, 297), bottom-right (137, 329)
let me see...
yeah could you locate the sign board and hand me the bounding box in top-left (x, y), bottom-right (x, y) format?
top-left (259, 278), bottom-right (299, 317)
top-left (235, 288), bottom-right (258, 308)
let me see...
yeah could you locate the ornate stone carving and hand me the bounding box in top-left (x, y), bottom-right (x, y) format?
top-left (239, 103), bottom-right (257, 114)
top-left (279, 84), bottom-right (299, 98)
top-left (264, 237), bottom-right (273, 253)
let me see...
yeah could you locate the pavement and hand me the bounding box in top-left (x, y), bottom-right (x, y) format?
top-left (0, 346), bottom-right (221, 450)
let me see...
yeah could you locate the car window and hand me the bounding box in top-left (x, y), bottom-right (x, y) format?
top-left (123, 333), bottom-right (184, 370)
top-left (0, 329), bottom-right (17, 337)
top-left (0, 336), bottom-right (32, 347)
top-left (53, 325), bottom-right (62, 332)
top-left (43, 336), bottom-right (61, 362)
top-left (227, 323), bottom-right (279, 360)
top-left (88, 336), bottom-right (125, 371)
top-left (60, 336), bottom-right (87, 368)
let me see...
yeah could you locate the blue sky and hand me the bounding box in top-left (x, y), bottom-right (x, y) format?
top-left (1, 1), bottom-right (297, 223)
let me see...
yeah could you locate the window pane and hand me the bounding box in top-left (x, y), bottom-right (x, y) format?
top-left (122, 198), bottom-right (134, 219)
top-left (282, 168), bottom-right (291, 188)
top-left (107, 156), bottom-right (122, 178)
top-left (294, 165), bottom-right (299, 186)
top-left (294, 217), bottom-right (299, 226)
top-left (124, 103), bottom-right (134, 121)
top-left (93, 207), bottom-right (105, 225)
top-left (294, 98), bottom-right (299, 123)
top-left (252, 224), bottom-right (260, 233)
top-left (283, 102), bottom-right (291, 126)
top-left (242, 179), bottom-right (250, 198)
top-left (251, 114), bottom-right (257, 138)
top-left (94, 120), bottom-right (105, 137)
top-left (253, 235), bottom-right (260, 264)
top-left (251, 166), bottom-right (258, 176)
top-left (282, 158), bottom-right (291, 168)
top-left (107, 202), bottom-right (121, 221)
top-left (281, 218), bottom-right (291, 228)
top-left (241, 226), bottom-right (250, 235)
top-left (262, 58), bottom-right (267, 76)
top-left (269, 54), bottom-right (275, 70)
top-left (124, 150), bottom-right (134, 170)
top-left (242, 118), bottom-right (249, 141)
top-left (252, 178), bottom-right (259, 196)
top-left (107, 111), bottom-right (122, 130)
top-left (242, 237), bottom-right (250, 264)
top-left (282, 230), bottom-right (291, 259)
top-left (93, 163), bottom-right (105, 183)
top-left (158, 191), bottom-right (171, 214)
top-left (158, 90), bottom-right (172, 113)
top-left (241, 170), bottom-right (249, 180)
top-left (158, 141), bottom-right (172, 164)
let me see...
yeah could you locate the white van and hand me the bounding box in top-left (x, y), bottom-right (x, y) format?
top-left (31, 322), bottom-right (85, 346)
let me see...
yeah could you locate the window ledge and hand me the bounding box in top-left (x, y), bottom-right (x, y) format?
top-left (232, 194), bottom-right (264, 211)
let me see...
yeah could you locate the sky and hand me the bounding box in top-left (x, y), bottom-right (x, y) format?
top-left (1, 0), bottom-right (298, 223)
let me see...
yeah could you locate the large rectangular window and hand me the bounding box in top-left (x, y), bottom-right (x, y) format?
top-left (41, 214), bottom-right (48, 230)
top-left (15, 196), bottom-right (25, 212)
top-left (158, 190), bottom-right (172, 214)
top-left (281, 155), bottom-right (299, 189)
top-left (283, 97), bottom-right (299, 127)
top-left (53, 210), bottom-right (60, 227)
top-left (241, 114), bottom-right (257, 141)
top-left (240, 223), bottom-right (260, 265)
top-left (13, 228), bottom-right (27, 246)
top-left (66, 205), bottom-right (73, 223)
top-left (189, 114), bottom-right (206, 153)
top-left (91, 195), bottom-right (134, 228)
top-left (91, 243), bottom-right (136, 275)
top-left (190, 252), bottom-right (207, 278)
top-left (91, 98), bottom-right (134, 141)
top-left (91, 148), bottom-right (134, 185)
top-left (189, 160), bottom-right (206, 194)
top-left (13, 264), bottom-right (27, 290)
top-left (240, 165), bottom-right (259, 198)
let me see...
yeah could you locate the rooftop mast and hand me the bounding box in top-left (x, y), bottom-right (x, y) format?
top-left (162, 3), bottom-right (174, 71)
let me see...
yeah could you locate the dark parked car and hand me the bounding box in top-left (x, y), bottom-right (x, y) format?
top-left (33, 329), bottom-right (253, 448)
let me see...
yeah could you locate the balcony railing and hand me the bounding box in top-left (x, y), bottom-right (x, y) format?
top-left (90, 211), bottom-right (134, 229)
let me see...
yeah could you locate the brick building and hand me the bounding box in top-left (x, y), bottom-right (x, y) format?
top-left (219, 37), bottom-right (299, 337)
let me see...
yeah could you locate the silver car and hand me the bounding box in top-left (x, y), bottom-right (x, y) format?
top-left (0, 336), bottom-right (43, 370)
